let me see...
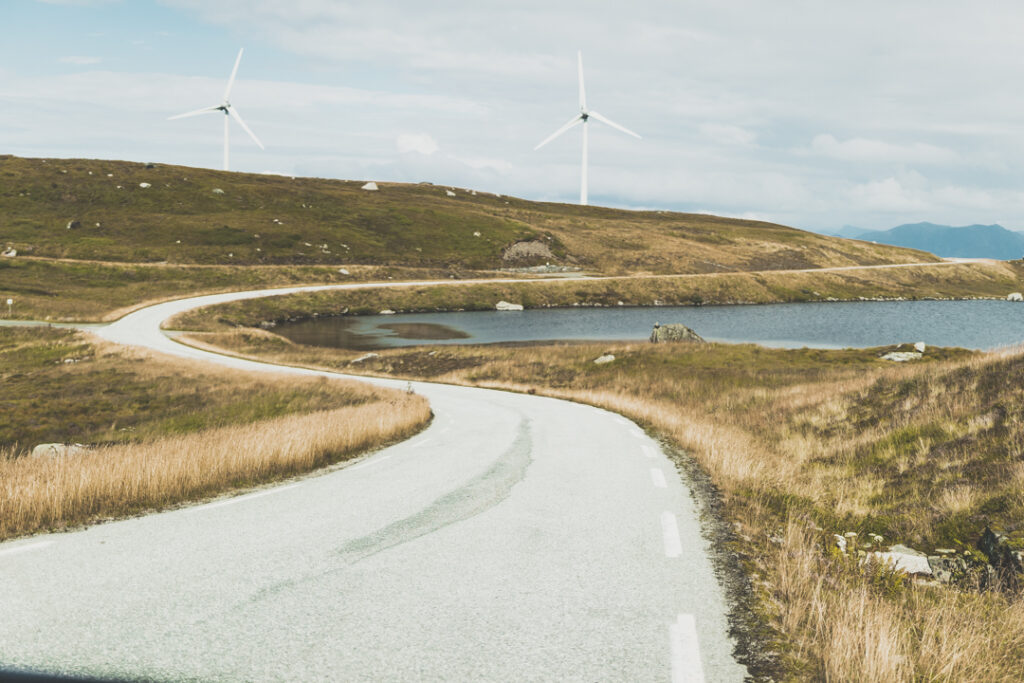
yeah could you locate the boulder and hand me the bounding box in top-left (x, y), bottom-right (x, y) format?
top-left (495, 301), bottom-right (524, 311)
top-left (1008, 292), bottom-right (1023, 302)
top-left (66, 220), bottom-right (81, 230)
top-left (446, 189), bottom-right (456, 197)
top-left (593, 354), bottom-right (615, 365)
top-left (868, 544), bottom-right (933, 576)
top-left (881, 351), bottom-right (922, 362)
top-left (1, 247), bottom-right (16, 258)
top-left (927, 555), bottom-right (967, 584)
top-left (212, 188), bottom-right (225, 195)
top-left (379, 309), bottom-right (395, 315)
top-left (138, 182), bottom-right (151, 189)
top-left (31, 443), bottom-right (89, 459)
top-left (351, 353), bottom-right (380, 364)
top-left (361, 181), bottom-right (379, 191)
top-left (914, 342), bottom-right (926, 353)
top-left (649, 322), bottom-right (705, 344)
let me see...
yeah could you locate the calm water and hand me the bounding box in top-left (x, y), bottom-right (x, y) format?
top-left (274, 300), bottom-right (1024, 351)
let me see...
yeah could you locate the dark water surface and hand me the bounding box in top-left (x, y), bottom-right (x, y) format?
top-left (273, 300), bottom-right (1024, 351)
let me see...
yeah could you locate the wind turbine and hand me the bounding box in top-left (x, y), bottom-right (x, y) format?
top-left (169, 48), bottom-right (264, 171)
top-left (534, 51), bottom-right (640, 206)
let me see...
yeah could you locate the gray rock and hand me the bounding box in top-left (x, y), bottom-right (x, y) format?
top-left (66, 220), bottom-right (81, 230)
top-left (881, 351), bottom-right (922, 362)
top-left (31, 443), bottom-right (89, 458)
top-left (978, 527), bottom-right (1024, 588)
top-left (593, 354), bottom-right (615, 365)
top-left (927, 555), bottom-right (967, 584)
top-left (649, 322), bottom-right (705, 344)
top-left (868, 545), bottom-right (933, 576)
top-left (361, 181), bottom-right (379, 191)
top-left (495, 301), bottom-right (524, 311)
top-left (1008, 292), bottom-right (1023, 302)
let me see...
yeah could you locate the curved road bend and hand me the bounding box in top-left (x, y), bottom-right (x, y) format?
top-left (0, 286), bottom-right (748, 681)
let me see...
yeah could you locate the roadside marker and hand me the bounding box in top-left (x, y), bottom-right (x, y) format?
top-left (661, 511), bottom-right (682, 558)
top-left (670, 613), bottom-right (705, 683)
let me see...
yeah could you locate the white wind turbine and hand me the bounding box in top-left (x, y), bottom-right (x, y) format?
top-left (169, 48), bottom-right (264, 171)
top-left (534, 51), bottom-right (640, 206)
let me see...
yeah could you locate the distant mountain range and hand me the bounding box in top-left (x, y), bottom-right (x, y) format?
top-left (831, 222), bottom-right (1024, 260)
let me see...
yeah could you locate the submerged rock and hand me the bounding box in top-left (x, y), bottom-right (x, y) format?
top-left (650, 322), bottom-right (705, 344)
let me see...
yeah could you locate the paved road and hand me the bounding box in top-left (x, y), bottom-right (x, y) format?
top-left (1, 287), bottom-right (747, 681)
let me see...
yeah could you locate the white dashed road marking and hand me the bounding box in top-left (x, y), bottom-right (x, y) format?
top-left (642, 445), bottom-right (658, 459)
top-left (650, 468), bottom-right (667, 488)
top-left (670, 613), bottom-right (705, 683)
top-left (661, 511), bottom-right (682, 558)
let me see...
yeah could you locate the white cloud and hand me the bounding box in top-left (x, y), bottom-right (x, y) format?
top-left (396, 133), bottom-right (439, 156)
top-left (807, 134), bottom-right (957, 164)
top-left (58, 56), bottom-right (102, 65)
top-left (699, 123), bottom-right (756, 146)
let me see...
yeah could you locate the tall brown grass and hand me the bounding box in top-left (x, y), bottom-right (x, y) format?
top-left (0, 396), bottom-right (430, 541)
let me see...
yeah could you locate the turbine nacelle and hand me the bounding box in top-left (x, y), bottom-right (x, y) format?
top-left (534, 51), bottom-right (640, 205)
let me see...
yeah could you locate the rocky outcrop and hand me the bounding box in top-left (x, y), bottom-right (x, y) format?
top-left (361, 181), bottom-right (379, 191)
top-left (1008, 292), bottom-right (1023, 302)
top-left (869, 544), bottom-right (933, 576)
top-left (495, 301), bottom-right (524, 311)
top-left (502, 240), bottom-right (555, 262)
top-left (649, 322), bottom-right (705, 344)
top-left (979, 527), bottom-right (1024, 589)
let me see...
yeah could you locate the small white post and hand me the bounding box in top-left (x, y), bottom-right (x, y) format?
top-left (5, 298), bottom-right (12, 317)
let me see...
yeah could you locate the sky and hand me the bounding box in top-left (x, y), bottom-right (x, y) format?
top-left (4, 0), bottom-right (1024, 233)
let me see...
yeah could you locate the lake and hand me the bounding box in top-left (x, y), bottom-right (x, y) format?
top-left (272, 300), bottom-right (1024, 351)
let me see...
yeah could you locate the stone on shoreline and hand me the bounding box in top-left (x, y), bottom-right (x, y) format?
top-left (495, 301), bottom-right (524, 311)
top-left (1008, 292), bottom-right (1023, 302)
top-left (649, 322), bottom-right (705, 344)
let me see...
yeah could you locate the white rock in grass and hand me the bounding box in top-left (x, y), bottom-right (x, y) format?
top-left (2, 247), bottom-right (16, 258)
top-left (446, 189), bottom-right (457, 197)
top-left (379, 309), bottom-right (396, 315)
top-left (881, 351), bottom-right (922, 362)
top-left (593, 354), bottom-right (615, 364)
top-left (868, 545), bottom-right (933, 576)
top-left (473, 231), bottom-right (481, 237)
top-left (361, 181), bottom-right (379, 191)
top-left (351, 353), bottom-right (380, 363)
top-left (139, 182), bottom-right (151, 188)
top-left (914, 342), bottom-right (926, 353)
top-left (495, 301), bottom-right (523, 311)
top-left (31, 443), bottom-right (89, 458)
top-left (337, 268), bottom-right (350, 275)
top-left (212, 188), bottom-right (225, 195)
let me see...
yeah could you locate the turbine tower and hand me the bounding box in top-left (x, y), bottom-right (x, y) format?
top-left (169, 48), bottom-right (264, 171)
top-left (534, 51), bottom-right (640, 205)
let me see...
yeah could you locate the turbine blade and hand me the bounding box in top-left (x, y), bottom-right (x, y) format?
top-left (224, 47), bottom-right (244, 102)
top-left (534, 114), bottom-right (584, 150)
top-left (588, 110), bottom-right (641, 139)
top-left (577, 50), bottom-right (586, 111)
top-left (168, 105), bottom-right (221, 120)
top-left (228, 105), bottom-right (264, 149)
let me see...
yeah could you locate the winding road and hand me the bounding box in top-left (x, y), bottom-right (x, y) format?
top-left (0, 284), bottom-right (750, 681)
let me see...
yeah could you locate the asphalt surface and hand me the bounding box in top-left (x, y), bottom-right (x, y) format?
top-left (0, 286), bottom-right (748, 682)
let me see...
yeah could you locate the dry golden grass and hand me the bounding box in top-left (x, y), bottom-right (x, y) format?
top-left (0, 396), bottom-right (430, 541)
top-left (188, 331), bottom-right (1024, 680)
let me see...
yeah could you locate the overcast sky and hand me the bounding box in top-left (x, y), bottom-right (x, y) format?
top-left (5, 0), bottom-right (1024, 232)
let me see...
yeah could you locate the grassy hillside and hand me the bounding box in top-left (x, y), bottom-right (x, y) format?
top-left (0, 155), bottom-right (938, 274)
